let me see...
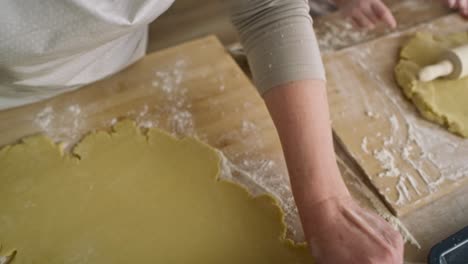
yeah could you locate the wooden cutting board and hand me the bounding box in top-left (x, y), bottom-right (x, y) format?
top-left (0, 36), bottom-right (392, 242)
top-left (324, 14), bottom-right (468, 216)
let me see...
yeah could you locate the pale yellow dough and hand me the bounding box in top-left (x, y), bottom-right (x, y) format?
top-left (0, 121), bottom-right (312, 263)
top-left (395, 32), bottom-right (468, 137)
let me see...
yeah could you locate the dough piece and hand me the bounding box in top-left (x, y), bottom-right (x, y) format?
top-left (395, 32), bottom-right (468, 137)
top-left (0, 121), bottom-right (312, 263)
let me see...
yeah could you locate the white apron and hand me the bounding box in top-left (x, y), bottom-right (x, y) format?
top-left (0, 0), bottom-right (174, 110)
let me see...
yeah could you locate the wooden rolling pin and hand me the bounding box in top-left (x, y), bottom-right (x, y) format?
top-left (419, 44), bottom-right (468, 82)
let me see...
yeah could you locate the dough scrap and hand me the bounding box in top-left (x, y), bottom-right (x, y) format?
top-left (395, 32), bottom-right (468, 137)
top-left (0, 121), bottom-right (313, 263)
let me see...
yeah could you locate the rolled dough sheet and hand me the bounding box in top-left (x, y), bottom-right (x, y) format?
top-left (395, 32), bottom-right (468, 137)
top-left (0, 121), bottom-right (313, 263)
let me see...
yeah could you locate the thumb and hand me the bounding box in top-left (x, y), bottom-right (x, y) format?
top-left (371, 1), bottom-right (397, 28)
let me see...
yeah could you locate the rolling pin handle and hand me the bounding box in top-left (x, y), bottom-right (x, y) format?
top-left (418, 60), bottom-right (454, 82)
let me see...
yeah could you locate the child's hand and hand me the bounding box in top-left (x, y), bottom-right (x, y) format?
top-left (334, 0), bottom-right (397, 29)
top-left (443, 0), bottom-right (468, 17)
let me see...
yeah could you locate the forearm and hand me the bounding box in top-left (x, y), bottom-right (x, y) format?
top-left (229, 1), bottom-right (404, 260)
top-left (263, 80), bottom-right (349, 233)
top-left (228, 0), bottom-right (348, 234)
top-left (229, 0), bottom-right (325, 94)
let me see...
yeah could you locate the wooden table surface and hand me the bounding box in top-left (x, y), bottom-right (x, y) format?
top-left (1, 0), bottom-right (464, 262)
top-left (148, 0), bottom-right (451, 53)
top-left (324, 14), bottom-right (468, 260)
top-left (0, 35), bottom-right (397, 247)
top-left (148, 1), bottom-right (466, 261)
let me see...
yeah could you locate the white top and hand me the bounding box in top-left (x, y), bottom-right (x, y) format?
top-left (0, 0), bottom-right (325, 110)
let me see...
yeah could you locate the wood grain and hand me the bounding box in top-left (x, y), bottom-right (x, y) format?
top-left (315, 0), bottom-right (451, 52)
top-left (0, 35), bottom-right (400, 243)
top-left (324, 14), bottom-right (468, 216)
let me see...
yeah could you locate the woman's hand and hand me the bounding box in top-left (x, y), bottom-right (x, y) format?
top-left (263, 80), bottom-right (404, 264)
top-left (334, 0), bottom-right (397, 29)
top-left (303, 195), bottom-right (404, 264)
top-left (442, 0), bottom-right (468, 17)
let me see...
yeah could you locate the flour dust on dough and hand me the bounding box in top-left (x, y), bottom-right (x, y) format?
top-left (395, 32), bottom-right (468, 137)
top-left (0, 121), bottom-right (313, 264)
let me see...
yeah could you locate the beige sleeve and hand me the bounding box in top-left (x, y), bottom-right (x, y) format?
top-left (229, 0), bottom-right (326, 94)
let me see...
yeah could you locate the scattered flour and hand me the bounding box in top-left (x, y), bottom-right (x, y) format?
top-left (373, 149), bottom-right (400, 178)
top-left (154, 59), bottom-right (187, 94)
top-left (406, 173), bottom-right (422, 196)
top-left (110, 118), bottom-right (118, 126)
top-left (150, 58), bottom-right (196, 136)
top-left (402, 145), bottom-right (413, 160)
top-left (35, 106), bottom-right (54, 130)
top-left (33, 104), bottom-right (85, 146)
top-left (169, 110), bottom-right (194, 135)
top-left (330, 38), bottom-right (468, 208)
top-left (242, 159), bottom-right (275, 174)
top-left (396, 177), bottom-right (411, 205)
top-left (389, 115), bottom-right (399, 132)
top-left (133, 104), bottom-right (160, 129)
top-left (317, 19), bottom-right (368, 51)
top-left (216, 149), bottom-right (304, 241)
top-left (68, 104), bottom-right (82, 132)
top-left (365, 110), bottom-right (379, 118)
top-left (68, 104), bottom-right (81, 115)
top-left (138, 120), bottom-right (156, 129)
top-left (361, 137), bottom-right (370, 154)
top-left (241, 120), bottom-right (257, 133)
top-left (383, 136), bottom-right (394, 147)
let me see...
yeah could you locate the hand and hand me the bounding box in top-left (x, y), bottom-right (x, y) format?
top-left (334, 0), bottom-right (397, 29)
top-left (303, 196), bottom-right (404, 264)
top-left (442, 0), bottom-right (468, 17)
top-left (263, 81), bottom-right (403, 262)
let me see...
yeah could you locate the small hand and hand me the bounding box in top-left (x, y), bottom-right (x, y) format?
top-left (443, 0), bottom-right (468, 17)
top-left (304, 196), bottom-right (404, 264)
top-left (334, 0), bottom-right (397, 29)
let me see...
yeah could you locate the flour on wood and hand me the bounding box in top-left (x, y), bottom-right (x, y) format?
top-left (34, 104), bottom-right (85, 147)
top-left (374, 148), bottom-right (400, 178)
top-left (361, 137), bottom-right (370, 154)
top-left (330, 44), bottom-right (468, 209)
top-left (149, 58), bottom-right (197, 136)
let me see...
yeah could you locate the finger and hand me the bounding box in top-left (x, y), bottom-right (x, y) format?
top-left (460, 0), bottom-right (468, 16)
top-left (447, 0), bottom-right (456, 8)
top-left (351, 10), bottom-right (375, 29)
top-left (454, 0), bottom-right (465, 9)
top-left (371, 1), bottom-right (397, 28)
top-left (387, 228), bottom-right (404, 264)
top-left (460, 0), bottom-right (467, 9)
top-left (346, 206), bottom-right (404, 264)
top-left (362, 6), bottom-right (380, 25)
top-left (360, 209), bottom-right (403, 250)
top-left (342, 206), bottom-right (385, 245)
top-left (395, 235), bottom-right (405, 264)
